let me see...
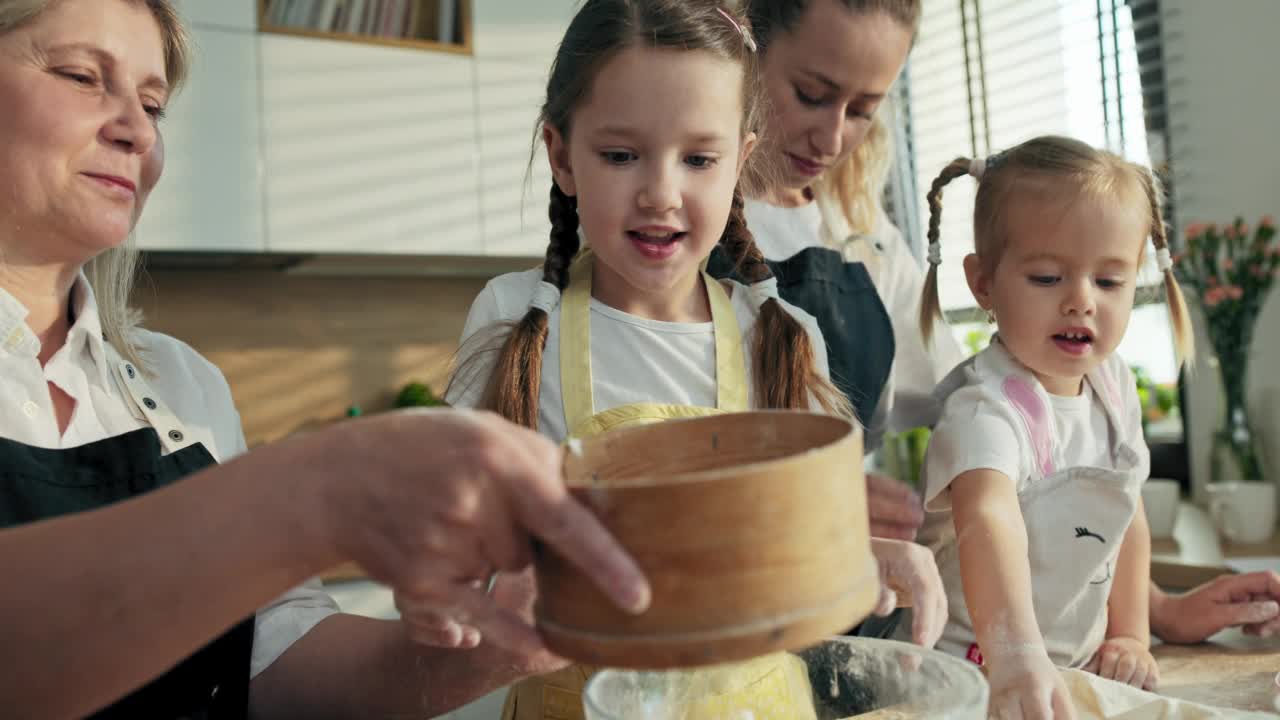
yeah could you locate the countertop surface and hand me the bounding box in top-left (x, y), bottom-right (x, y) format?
top-left (1147, 502), bottom-right (1279, 714)
top-left (1153, 628), bottom-right (1279, 714)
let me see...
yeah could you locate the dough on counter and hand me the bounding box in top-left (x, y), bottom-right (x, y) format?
top-left (1060, 668), bottom-right (1277, 719)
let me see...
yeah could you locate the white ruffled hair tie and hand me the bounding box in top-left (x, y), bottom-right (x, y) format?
top-left (748, 276), bottom-right (780, 302)
top-left (1155, 247), bottom-right (1173, 272)
top-left (529, 281), bottom-right (562, 314)
top-left (927, 242), bottom-right (943, 266)
top-left (968, 157), bottom-right (986, 180)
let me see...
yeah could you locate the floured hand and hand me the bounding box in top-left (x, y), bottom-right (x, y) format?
top-left (1082, 636), bottom-right (1158, 692)
top-left (869, 538), bottom-right (946, 648)
top-left (987, 649), bottom-right (1076, 720)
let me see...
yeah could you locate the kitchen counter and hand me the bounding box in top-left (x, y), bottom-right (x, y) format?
top-left (1153, 627), bottom-right (1279, 714)
top-left (1150, 502), bottom-right (1280, 588)
top-left (1147, 502), bottom-right (1280, 714)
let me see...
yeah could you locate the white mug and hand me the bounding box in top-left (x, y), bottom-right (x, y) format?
top-left (1141, 478), bottom-right (1181, 539)
top-left (1206, 482), bottom-right (1278, 545)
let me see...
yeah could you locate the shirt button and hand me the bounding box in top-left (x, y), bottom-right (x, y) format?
top-left (22, 400), bottom-right (38, 418)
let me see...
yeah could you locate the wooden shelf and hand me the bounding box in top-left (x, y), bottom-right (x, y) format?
top-left (258, 0), bottom-right (473, 55)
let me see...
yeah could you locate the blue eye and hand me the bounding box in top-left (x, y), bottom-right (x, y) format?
top-left (600, 151), bottom-right (636, 165)
top-left (685, 155), bottom-right (717, 169)
top-left (1029, 275), bottom-right (1059, 286)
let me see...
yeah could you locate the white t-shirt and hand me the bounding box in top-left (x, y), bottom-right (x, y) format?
top-left (924, 383), bottom-right (1112, 501)
top-left (744, 198), bottom-right (967, 442)
top-left (447, 268), bottom-right (831, 442)
top-left (0, 276), bottom-right (338, 679)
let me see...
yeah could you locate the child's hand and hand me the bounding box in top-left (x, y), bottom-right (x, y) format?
top-left (987, 649), bottom-right (1076, 720)
top-left (869, 537), bottom-right (947, 648)
top-left (1083, 636), bottom-right (1159, 691)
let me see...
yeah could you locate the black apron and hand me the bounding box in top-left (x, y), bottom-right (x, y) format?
top-left (709, 245), bottom-right (899, 638)
top-left (707, 245), bottom-right (895, 425)
top-left (0, 349), bottom-right (254, 719)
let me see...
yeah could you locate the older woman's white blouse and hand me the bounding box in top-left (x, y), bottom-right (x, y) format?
top-left (0, 275), bottom-right (338, 678)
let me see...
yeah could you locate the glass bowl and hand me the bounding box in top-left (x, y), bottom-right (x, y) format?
top-left (582, 636), bottom-right (989, 719)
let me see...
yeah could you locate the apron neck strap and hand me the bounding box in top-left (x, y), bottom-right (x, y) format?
top-left (103, 343), bottom-right (196, 455)
top-left (559, 253), bottom-right (749, 434)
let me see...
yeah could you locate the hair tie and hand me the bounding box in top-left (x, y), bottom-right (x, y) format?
top-left (715, 7), bottom-right (757, 52)
top-left (748, 276), bottom-right (779, 302)
top-left (968, 158), bottom-right (985, 180)
top-left (927, 242), bottom-right (943, 266)
top-left (1155, 247), bottom-right (1173, 272)
top-left (530, 281), bottom-right (562, 314)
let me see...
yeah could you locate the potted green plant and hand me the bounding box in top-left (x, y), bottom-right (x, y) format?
top-left (1131, 365), bottom-right (1178, 436)
top-left (394, 381), bottom-right (446, 409)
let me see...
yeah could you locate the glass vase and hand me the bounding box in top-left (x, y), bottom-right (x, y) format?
top-left (1211, 357), bottom-right (1264, 484)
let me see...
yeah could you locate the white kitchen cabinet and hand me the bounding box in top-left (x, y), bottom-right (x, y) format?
top-left (471, 0), bottom-right (578, 257)
top-left (135, 27), bottom-right (266, 252)
top-left (260, 35), bottom-right (483, 254)
top-left (173, 0), bottom-right (258, 32)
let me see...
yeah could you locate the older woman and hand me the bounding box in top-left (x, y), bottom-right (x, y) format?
top-left (0, 1), bottom-right (647, 718)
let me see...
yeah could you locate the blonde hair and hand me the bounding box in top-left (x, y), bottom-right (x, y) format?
top-left (918, 135), bottom-right (1194, 366)
top-left (744, 0), bottom-right (920, 235)
top-left (1, 0), bottom-right (191, 371)
top-left (815, 100), bottom-right (894, 235)
top-left (451, 0), bottom-right (850, 428)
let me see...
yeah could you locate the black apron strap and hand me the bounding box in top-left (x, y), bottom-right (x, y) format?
top-left (707, 245), bottom-right (895, 425)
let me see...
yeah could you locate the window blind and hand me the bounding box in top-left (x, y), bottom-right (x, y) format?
top-left (903, 0), bottom-right (1158, 311)
top-left (890, 0), bottom-right (1183, 386)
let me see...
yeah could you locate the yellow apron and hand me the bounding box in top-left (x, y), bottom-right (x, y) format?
top-left (503, 255), bottom-right (818, 720)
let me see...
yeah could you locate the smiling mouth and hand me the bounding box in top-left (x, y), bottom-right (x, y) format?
top-left (1053, 330), bottom-right (1094, 345)
top-left (627, 230), bottom-right (686, 244)
top-left (84, 173), bottom-right (137, 194)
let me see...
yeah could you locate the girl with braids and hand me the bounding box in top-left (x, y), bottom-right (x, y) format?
top-left (903, 136), bottom-right (1194, 718)
top-left (447, 0), bottom-right (846, 440)
top-left (443, 1), bottom-right (946, 717)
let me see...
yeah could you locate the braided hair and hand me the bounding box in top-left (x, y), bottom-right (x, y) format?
top-left (720, 190), bottom-right (852, 417)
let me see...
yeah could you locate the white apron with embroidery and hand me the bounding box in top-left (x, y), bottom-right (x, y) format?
top-left (903, 342), bottom-right (1145, 668)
